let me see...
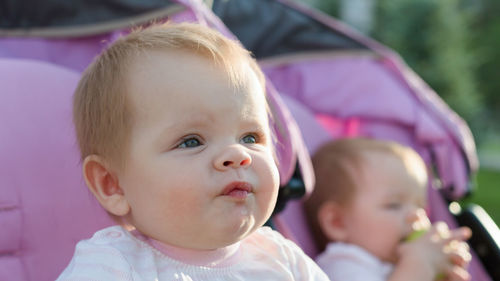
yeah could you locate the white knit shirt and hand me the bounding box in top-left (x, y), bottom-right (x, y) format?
top-left (57, 225), bottom-right (329, 281)
top-left (316, 242), bottom-right (393, 281)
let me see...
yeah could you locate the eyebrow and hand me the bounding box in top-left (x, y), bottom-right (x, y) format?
top-left (166, 110), bottom-right (218, 129)
top-left (158, 112), bottom-right (268, 138)
top-left (153, 117), bottom-right (211, 146)
top-left (382, 187), bottom-right (405, 198)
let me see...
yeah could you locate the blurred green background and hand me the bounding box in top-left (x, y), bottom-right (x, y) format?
top-left (303, 0), bottom-right (500, 225)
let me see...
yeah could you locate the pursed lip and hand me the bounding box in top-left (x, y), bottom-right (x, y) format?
top-left (221, 181), bottom-right (253, 199)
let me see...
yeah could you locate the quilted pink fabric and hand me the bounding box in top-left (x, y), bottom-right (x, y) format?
top-left (0, 58), bottom-right (114, 281)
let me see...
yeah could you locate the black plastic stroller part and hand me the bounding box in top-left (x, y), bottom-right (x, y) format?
top-left (430, 148), bottom-right (500, 279)
top-left (450, 202), bottom-right (500, 281)
top-left (273, 163), bottom-right (307, 215)
top-left (0, 0), bottom-right (175, 28)
top-left (0, 0), bottom-right (185, 38)
top-left (212, 0), bottom-right (366, 59)
top-left (264, 162), bottom-right (307, 229)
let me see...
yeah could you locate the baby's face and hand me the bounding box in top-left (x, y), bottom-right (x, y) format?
top-left (116, 50), bottom-right (279, 250)
top-left (341, 153), bottom-right (426, 263)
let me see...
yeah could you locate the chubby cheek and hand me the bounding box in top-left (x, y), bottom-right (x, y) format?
top-left (255, 155), bottom-right (280, 214)
top-left (124, 162), bottom-right (199, 210)
top-left (132, 175), bottom-right (205, 235)
top-left (372, 218), bottom-right (404, 262)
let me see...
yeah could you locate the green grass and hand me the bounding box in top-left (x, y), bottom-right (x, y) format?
top-left (459, 168), bottom-right (500, 226)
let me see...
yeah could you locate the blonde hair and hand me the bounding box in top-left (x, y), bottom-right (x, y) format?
top-left (73, 22), bottom-right (266, 165)
top-left (304, 138), bottom-right (428, 251)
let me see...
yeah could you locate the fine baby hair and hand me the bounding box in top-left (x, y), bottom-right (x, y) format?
top-left (58, 22), bottom-right (329, 280)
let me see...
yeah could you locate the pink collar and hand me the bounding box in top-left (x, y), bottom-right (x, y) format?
top-left (147, 237), bottom-right (241, 268)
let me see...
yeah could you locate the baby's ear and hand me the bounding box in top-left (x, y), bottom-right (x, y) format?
top-left (318, 201), bottom-right (348, 242)
top-left (82, 155), bottom-right (130, 217)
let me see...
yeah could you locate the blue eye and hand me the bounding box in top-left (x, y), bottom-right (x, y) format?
top-left (178, 137), bottom-right (201, 148)
top-left (242, 134), bottom-right (257, 144)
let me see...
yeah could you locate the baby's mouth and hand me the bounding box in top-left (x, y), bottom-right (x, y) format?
top-left (221, 181), bottom-right (253, 199)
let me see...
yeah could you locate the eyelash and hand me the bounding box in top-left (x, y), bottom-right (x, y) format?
top-left (175, 131), bottom-right (266, 149)
top-left (177, 136), bottom-right (203, 149)
top-left (242, 131), bottom-right (266, 145)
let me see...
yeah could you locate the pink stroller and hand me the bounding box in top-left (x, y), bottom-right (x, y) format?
top-left (0, 0), bottom-right (498, 280)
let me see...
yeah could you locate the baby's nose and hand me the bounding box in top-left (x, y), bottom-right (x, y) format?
top-left (213, 145), bottom-right (252, 170)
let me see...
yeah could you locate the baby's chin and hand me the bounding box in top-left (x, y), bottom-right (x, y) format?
top-left (193, 232), bottom-right (252, 251)
top-left (376, 248), bottom-right (400, 264)
top-left (225, 206), bottom-right (272, 231)
top-left (195, 217), bottom-right (261, 249)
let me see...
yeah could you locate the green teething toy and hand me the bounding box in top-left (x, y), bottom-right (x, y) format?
top-left (406, 229), bottom-right (427, 242)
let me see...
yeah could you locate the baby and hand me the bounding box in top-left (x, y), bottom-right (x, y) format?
top-left (305, 138), bottom-right (472, 281)
top-left (57, 23), bottom-right (329, 280)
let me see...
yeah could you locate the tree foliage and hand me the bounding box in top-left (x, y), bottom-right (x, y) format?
top-left (374, 0), bottom-right (482, 134)
top-left (470, 0), bottom-right (500, 136)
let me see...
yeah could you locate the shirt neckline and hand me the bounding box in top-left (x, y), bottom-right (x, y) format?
top-left (141, 233), bottom-right (242, 268)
